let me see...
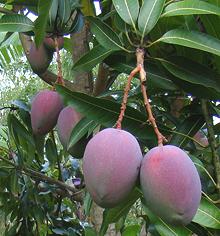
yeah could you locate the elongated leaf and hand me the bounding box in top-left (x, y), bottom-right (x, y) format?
top-left (162, 0), bottom-right (220, 18)
top-left (112, 0), bottom-right (139, 30)
top-left (73, 44), bottom-right (112, 72)
top-left (55, 85), bottom-right (158, 141)
top-left (58, 0), bottom-right (71, 26)
top-left (0, 14), bottom-right (33, 32)
top-left (87, 16), bottom-right (126, 51)
top-left (170, 115), bottom-right (205, 148)
top-left (138, 0), bottom-right (166, 39)
top-left (155, 29), bottom-right (220, 57)
top-left (34, 0), bottom-right (53, 47)
top-left (99, 188), bottom-right (142, 236)
top-left (143, 204), bottom-right (192, 236)
top-left (193, 197), bottom-right (220, 229)
top-left (157, 56), bottom-right (220, 99)
top-left (68, 117), bottom-right (97, 150)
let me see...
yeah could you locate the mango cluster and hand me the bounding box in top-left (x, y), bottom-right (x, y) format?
top-left (83, 129), bottom-right (202, 226)
top-left (30, 89), bottom-right (202, 226)
top-left (30, 90), bottom-right (83, 158)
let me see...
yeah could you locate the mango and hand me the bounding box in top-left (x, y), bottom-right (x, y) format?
top-left (83, 128), bottom-right (142, 208)
top-left (140, 145), bottom-right (201, 226)
top-left (29, 43), bottom-right (53, 74)
top-left (57, 106), bottom-right (86, 158)
top-left (44, 36), bottom-right (64, 52)
top-left (31, 90), bottom-right (63, 135)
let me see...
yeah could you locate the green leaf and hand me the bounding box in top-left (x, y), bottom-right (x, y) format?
top-left (162, 0), bottom-right (220, 18)
top-left (157, 56), bottom-right (220, 99)
top-left (99, 188), bottom-right (142, 236)
top-left (34, 0), bottom-right (53, 47)
top-left (68, 117), bottom-right (97, 150)
top-left (138, 0), bottom-right (166, 40)
top-left (58, 0), bottom-right (71, 26)
top-left (121, 224), bottom-right (141, 236)
top-left (73, 44), bottom-right (113, 72)
top-left (84, 227), bottom-right (96, 236)
top-left (0, 14), bottom-right (34, 32)
top-left (45, 138), bottom-right (58, 166)
top-left (154, 29), bottom-right (220, 57)
top-left (170, 115), bottom-right (205, 148)
top-left (143, 204), bottom-right (193, 236)
top-left (112, 0), bottom-right (139, 30)
top-left (87, 16), bottom-right (127, 51)
top-left (81, 0), bottom-right (95, 16)
top-left (55, 85), bottom-right (157, 141)
top-left (193, 197), bottom-right (220, 229)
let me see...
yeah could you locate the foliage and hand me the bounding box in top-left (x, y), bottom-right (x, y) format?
top-left (0, 0), bottom-right (220, 235)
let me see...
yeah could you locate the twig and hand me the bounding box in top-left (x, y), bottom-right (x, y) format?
top-left (0, 155), bottom-right (83, 202)
top-left (0, 106), bottom-right (17, 111)
top-left (136, 48), bottom-right (167, 146)
top-left (115, 67), bottom-right (140, 129)
top-left (115, 48), bottom-right (167, 146)
top-left (201, 99), bottom-right (220, 195)
top-left (54, 37), bottom-right (65, 86)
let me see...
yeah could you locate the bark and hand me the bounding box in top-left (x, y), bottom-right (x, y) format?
top-left (71, 23), bottom-right (93, 93)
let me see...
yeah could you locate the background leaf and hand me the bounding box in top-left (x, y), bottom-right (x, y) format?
top-left (0, 14), bottom-right (33, 32)
top-left (112, 0), bottom-right (139, 30)
top-left (138, 0), bottom-right (166, 40)
top-left (193, 197), bottom-right (220, 229)
top-left (162, 0), bottom-right (220, 18)
top-left (34, 0), bottom-right (53, 47)
top-left (155, 29), bottom-right (220, 57)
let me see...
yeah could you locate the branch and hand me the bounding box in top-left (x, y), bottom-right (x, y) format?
top-left (93, 63), bottom-right (109, 96)
top-left (0, 155), bottom-right (83, 202)
top-left (201, 99), bottom-right (220, 195)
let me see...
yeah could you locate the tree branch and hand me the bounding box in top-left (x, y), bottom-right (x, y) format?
top-left (93, 63), bottom-right (109, 96)
top-left (201, 99), bottom-right (220, 195)
top-left (0, 155), bottom-right (83, 202)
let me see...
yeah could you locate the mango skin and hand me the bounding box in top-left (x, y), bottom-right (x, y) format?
top-left (29, 44), bottom-right (53, 74)
top-left (83, 128), bottom-right (142, 208)
top-left (57, 106), bottom-right (85, 158)
top-left (31, 90), bottom-right (63, 135)
top-left (140, 145), bottom-right (201, 226)
top-left (44, 37), bottom-right (64, 51)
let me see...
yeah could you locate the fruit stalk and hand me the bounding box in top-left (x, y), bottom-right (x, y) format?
top-left (115, 66), bottom-right (140, 129)
top-left (54, 37), bottom-right (65, 85)
top-left (137, 48), bottom-right (167, 146)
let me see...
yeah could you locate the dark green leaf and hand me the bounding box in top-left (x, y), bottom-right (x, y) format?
top-left (73, 44), bottom-right (112, 72)
top-left (154, 29), bottom-right (220, 57)
top-left (99, 188), bottom-right (142, 236)
top-left (87, 16), bottom-right (127, 51)
top-left (138, 0), bottom-right (166, 40)
top-left (55, 85), bottom-right (159, 141)
top-left (170, 115), bottom-right (205, 148)
top-left (68, 117), bottom-right (97, 150)
top-left (34, 0), bottom-right (53, 47)
top-left (157, 56), bottom-right (220, 99)
top-left (45, 138), bottom-right (58, 166)
top-left (162, 0), bottom-right (220, 18)
top-left (0, 14), bottom-right (33, 32)
top-left (112, 0), bottom-right (139, 30)
top-left (193, 197), bottom-right (220, 229)
top-left (143, 204), bottom-right (193, 236)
